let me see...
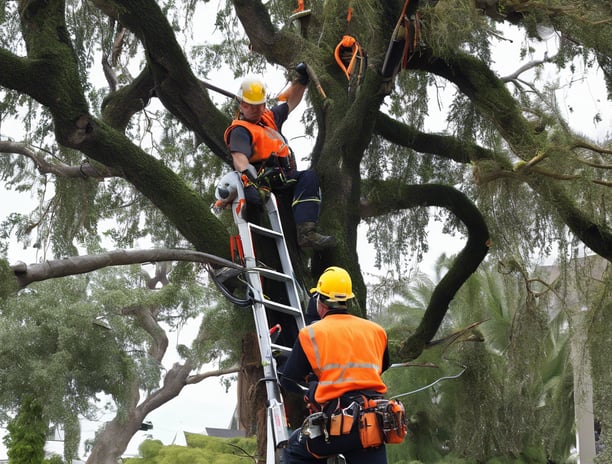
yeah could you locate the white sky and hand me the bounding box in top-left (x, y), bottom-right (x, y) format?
top-left (1, 5), bottom-right (610, 461)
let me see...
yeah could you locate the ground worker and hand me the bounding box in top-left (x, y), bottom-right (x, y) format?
top-left (223, 64), bottom-right (335, 250)
top-left (280, 266), bottom-right (390, 463)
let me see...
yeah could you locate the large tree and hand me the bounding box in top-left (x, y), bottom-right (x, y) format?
top-left (1, 0), bottom-right (610, 462)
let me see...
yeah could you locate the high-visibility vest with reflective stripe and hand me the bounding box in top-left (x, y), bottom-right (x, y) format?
top-left (298, 313), bottom-right (388, 404)
top-left (224, 110), bottom-right (290, 164)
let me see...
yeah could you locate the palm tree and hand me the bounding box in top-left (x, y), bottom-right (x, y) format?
top-left (373, 255), bottom-right (577, 462)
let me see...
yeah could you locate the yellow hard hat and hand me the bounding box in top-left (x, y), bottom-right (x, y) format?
top-left (310, 266), bottom-right (355, 302)
top-left (238, 76), bottom-right (266, 104)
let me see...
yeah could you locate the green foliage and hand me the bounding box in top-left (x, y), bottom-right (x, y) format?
top-left (587, 266), bottom-right (611, 464)
top-left (193, 297), bottom-right (253, 370)
top-left (44, 455), bottom-right (65, 464)
top-left (0, 259), bottom-right (18, 297)
top-left (123, 435), bottom-right (257, 464)
top-left (0, 260), bottom-right (221, 422)
top-left (374, 257), bottom-right (582, 463)
top-left (420, 0), bottom-right (494, 61)
top-left (51, 167), bottom-right (101, 258)
top-left (3, 396), bottom-right (47, 464)
top-left (0, 275), bottom-right (135, 417)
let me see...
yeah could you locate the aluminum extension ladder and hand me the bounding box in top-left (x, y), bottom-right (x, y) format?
top-left (221, 171), bottom-right (306, 462)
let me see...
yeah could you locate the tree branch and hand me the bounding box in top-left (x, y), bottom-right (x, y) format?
top-left (8, 248), bottom-right (243, 290)
top-left (100, 66), bottom-right (156, 132)
top-left (374, 112), bottom-right (497, 164)
top-left (501, 54), bottom-right (552, 82)
top-left (0, 140), bottom-right (119, 178)
top-left (361, 182), bottom-right (490, 360)
top-left (524, 175), bottom-right (612, 261)
top-left (91, 0), bottom-right (231, 161)
top-left (409, 47), bottom-right (539, 158)
top-left (187, 366), bottom-right (240, 385)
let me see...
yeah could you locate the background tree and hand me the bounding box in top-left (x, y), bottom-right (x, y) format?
top-left (3, 396), bottom-right (47, 464)
top-left (123, 434), bottom-right (258, 464)
top-left (0, 0), bottom-right (610, 462)
top-left (1, 254), bottom-right (246, 463)
top-left (378, 255), bottom-right (608, 463)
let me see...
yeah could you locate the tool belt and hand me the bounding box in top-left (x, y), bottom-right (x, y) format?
top-left (300, 396), bottom-right (407, 449)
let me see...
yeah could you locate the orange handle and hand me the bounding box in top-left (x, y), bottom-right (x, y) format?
top-left (334, 35), bottom-right (358, 80)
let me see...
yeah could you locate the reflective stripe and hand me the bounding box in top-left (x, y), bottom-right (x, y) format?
top-left (306, 325), bottom-right (320, 368)
top-left (299, 314), bottom-right (387, 404)
top-left (292, 197), bottom-right (321, 208)
top-left (292, 190), bottom-right (321, 208)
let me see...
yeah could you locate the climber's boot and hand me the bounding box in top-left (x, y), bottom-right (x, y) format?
top-left (297, 222), bottom-right (336, 250)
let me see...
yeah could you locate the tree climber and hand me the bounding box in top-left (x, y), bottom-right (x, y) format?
top-left (224, 64), bottom-right (335, 250)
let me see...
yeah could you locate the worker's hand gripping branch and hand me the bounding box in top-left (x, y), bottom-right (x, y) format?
top-left (241, 168), bottom-right (270, 207)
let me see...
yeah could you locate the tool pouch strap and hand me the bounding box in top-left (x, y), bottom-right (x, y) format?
top-left (303, 400), bottom-right (363, 459)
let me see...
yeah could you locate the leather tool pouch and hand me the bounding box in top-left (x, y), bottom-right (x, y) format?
top-left (329, 413), bottom-right (342, 436)
top-left (328, 401), bottom-right (359, 436)
top-left (357, 397), bottom-right (407, 447)
top-left (358, 409), bottom-right (384, 448)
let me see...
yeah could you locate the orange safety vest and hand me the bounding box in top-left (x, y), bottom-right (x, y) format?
top-left (224, 110), bottom-right (291, 165)
top-left (299, 313), bottom-right (388, 404)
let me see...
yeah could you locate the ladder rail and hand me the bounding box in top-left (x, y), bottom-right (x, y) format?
top-left (223, 171), bottom-right (305, 458)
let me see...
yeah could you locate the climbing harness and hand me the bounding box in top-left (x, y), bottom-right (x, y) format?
top-left (381, 0), bottom-right (421, 79)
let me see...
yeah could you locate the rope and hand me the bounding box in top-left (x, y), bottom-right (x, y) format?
top-left (389, 365), bottom-right (467, 400)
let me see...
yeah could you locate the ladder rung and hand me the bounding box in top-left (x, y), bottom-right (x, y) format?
top-left (271, 344), bottom-right (293, 356)
top-left (257, 299), bottom-right (303, 317)
top-left (248, 223), bottom-right (283, 239)
top-left (252, 267), bottom-right (292, 282)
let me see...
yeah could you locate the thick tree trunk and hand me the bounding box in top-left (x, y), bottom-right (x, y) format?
top-left (237, 332), bottom-right (269, 462)
top-left (86, 417), bottom-right (143, 464)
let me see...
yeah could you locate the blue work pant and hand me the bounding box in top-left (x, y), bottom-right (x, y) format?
top-left (282, 169), bottom-right (321, 224)
top-left (282, 427), bottom-right (388, 464)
